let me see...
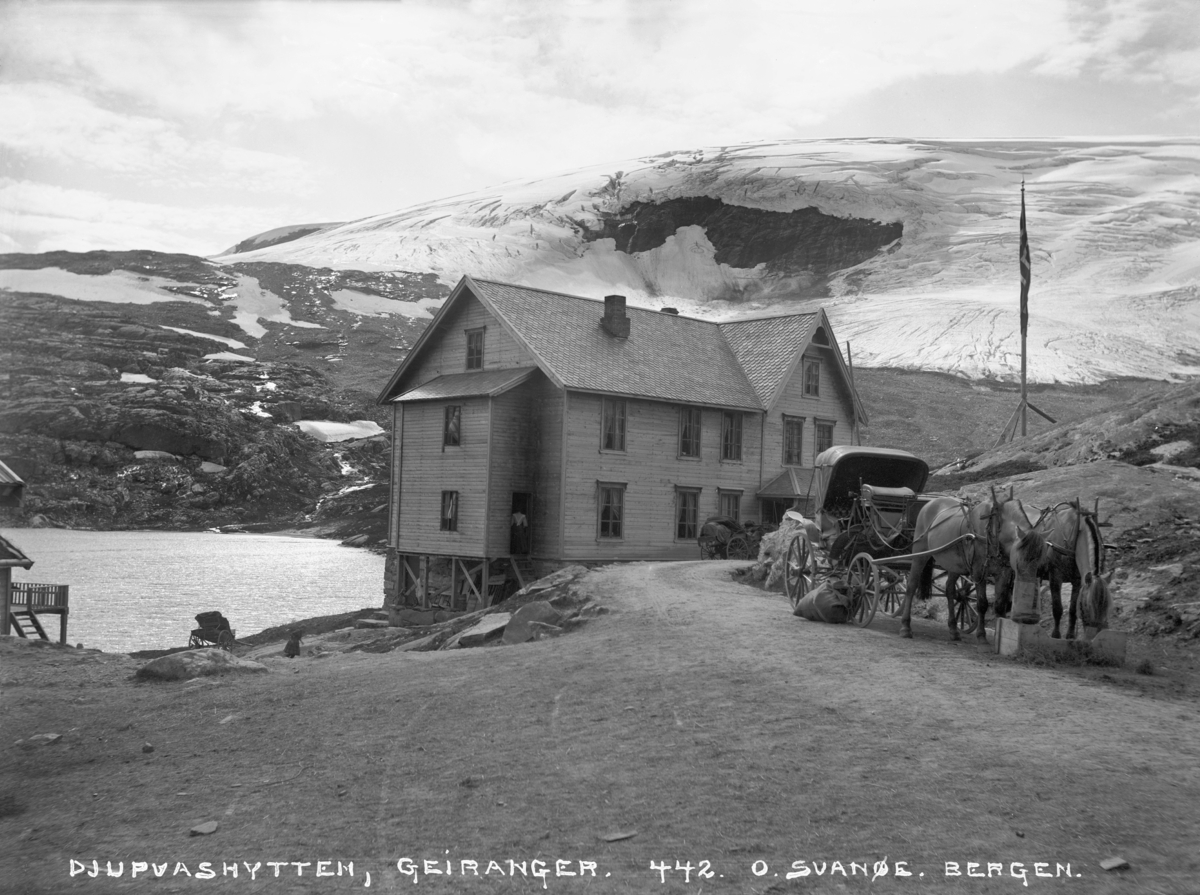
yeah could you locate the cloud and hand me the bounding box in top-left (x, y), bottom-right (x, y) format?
top-left (1035, 0), bottom-right (1200, 93)
top-left (0, 83), bottom-right (312, 192)
top-left (0, 178), bottom-right (298, 255)
top-left (1, 0), bottom-right (1195, 254)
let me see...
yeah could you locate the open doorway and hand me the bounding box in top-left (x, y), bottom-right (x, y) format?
top-left (510, 492), bottom-right (532, 555)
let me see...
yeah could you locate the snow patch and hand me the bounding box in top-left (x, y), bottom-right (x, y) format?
top-left (121, 373), bottom-right (156, 384)
top-left (294, 420), bottom-right (385, 443)
top-left (203, 352), bottom-right (256, 362)
top-left (0, 268), bottom-right (208, 306)
top-left (330, 288), bottom-right (442, 318)
top-left (225, 274), bottom-right (324, 339)
top-left (160, 325), bottom-right (247, 348)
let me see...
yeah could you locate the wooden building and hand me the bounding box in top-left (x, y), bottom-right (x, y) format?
top-left (377, 276), bottom-right (866, 607)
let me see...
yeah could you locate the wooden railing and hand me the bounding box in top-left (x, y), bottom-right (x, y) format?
top-left (12, 583), bottom-right (69, 610)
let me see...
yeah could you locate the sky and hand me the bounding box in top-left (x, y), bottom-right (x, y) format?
top-left (1, 0), bottom-right (1198, 257)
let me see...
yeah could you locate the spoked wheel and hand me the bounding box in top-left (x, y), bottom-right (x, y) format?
top-left (877, 565), bottom-right (907, 617)
top-left (846, 553), bottom-right (879, 628)
top-left (217, 630), bottom-right (235, 652)
top-left (725, 534), bottom-right (752, 560)
top-left (784, 535), bottom-right (816, 610)
top-left (950, 578), bottom-right (980, 636)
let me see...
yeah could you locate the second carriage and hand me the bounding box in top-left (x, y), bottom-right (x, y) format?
top-left (782, 446), bottom-right (979, 632)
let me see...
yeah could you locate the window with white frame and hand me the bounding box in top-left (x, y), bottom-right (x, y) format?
top-left (601, 399), bottom-right (626, 452)
top-left (804, 359), bottom-right (820, 397)
top-left (465, 328), bottom-right (485, 370)
top-left (676, 487), bottom-right (701, 539)
top-left (815, 419), bottom-right (835, 455)
top-left (721, 411), bottom-right (742, 462)
top-left (719, 489), bottom-right (742, 523)
top-left (443, 405), bottom-right (461, 447)
top-left (440, 491), bottom-right (458, 531)
top-left (598, 483), bottom-right (625, 538)
top-left (679, 406), bottom-right (701, 458)
top-left (783, 415), bottom-right (804, 465)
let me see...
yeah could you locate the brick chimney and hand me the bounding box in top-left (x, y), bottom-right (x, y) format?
top-left (601, 294), bottom-right (630, 338)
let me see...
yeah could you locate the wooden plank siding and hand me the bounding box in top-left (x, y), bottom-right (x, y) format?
top-left (530, 376), bottom-right (564, 561)
top-left (403, 294), bottom-right (535, 387)
top-left (485, 385), bottom-right (537, 556)
top-left (561, 392), bottom-right (764, 561)
top-left (763, 344), bottom-right (854, 476)
top-left (395, 399), bottom-right (489, 556)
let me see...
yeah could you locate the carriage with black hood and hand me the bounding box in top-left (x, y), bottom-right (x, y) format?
top-left (782, 446), bottom-right (980, 632)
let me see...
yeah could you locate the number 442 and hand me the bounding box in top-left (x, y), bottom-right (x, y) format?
top-left (651, 860), bottom-right (716, 883)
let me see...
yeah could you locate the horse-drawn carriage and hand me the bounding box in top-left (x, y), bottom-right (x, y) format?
top-left (781, 446), bottom-right (980, 630)
top-left (779, 446), bottom-right (1108, 640)
top-left (698, 515), bottom-right (770, 560)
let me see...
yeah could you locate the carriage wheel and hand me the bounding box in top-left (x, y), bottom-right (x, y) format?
top-left (846, 553), bottom-right (879, 628)
top-left (188, 634), bottom-right (203, 649)
top-left (725, 534), bottom-right (752, 560)
top-left (950, 578), bottom-right (980, 635)
top-left (217, 630), bottom-right (235, 652)
top-left (784, 536), bottom-right (815, 610)
top-left (877, 565), bottom-right (906, 617)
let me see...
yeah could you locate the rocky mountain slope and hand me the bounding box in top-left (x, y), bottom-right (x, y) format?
top-left (0, 250), bottom-right (447, 539)
top-left (222, 138), bottom-right (1200, 384)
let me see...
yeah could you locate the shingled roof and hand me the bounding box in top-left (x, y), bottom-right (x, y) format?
top-left (381, 276), bottom-right (865, 420)
top-left (471, 280), bottom-right (761, 410)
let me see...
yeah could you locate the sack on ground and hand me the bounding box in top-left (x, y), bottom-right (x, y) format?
top-left (792, 581), bottom-right (850, 624)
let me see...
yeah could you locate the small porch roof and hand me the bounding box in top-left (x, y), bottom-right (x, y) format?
top-left (757, 467), bottom-right (815, 500)
top-left (392, 367), bottom-right (539, 403)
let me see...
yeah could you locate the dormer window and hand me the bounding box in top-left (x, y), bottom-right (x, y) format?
top-left (466, 328), bottom-right (485, 370)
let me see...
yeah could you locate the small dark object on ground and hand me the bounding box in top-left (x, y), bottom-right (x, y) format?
top-left (284, 630), bottom-right (303, 658)
top-left (1136, 658), bottom-right (1154, 675)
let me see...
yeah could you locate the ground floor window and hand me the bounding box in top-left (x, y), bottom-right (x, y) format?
top-left (719, 489), bottom-right (742, 522)
top-left (676, 487), bottom-right (701, 539)
top-left (815, 419), bottom-right (835, 455)
top-left (598, 483), bottom-right (625, 538)
top-left (440, 491), bottom-right (458, 531)
top-left (783, 415), bottom-right (804, 465)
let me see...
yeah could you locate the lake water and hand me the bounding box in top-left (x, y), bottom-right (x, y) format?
top-left (5, 529), bottom-right (386, 653)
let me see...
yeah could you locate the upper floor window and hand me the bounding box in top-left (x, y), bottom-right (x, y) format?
top-left (676, 487), bottom-right (700, 539)
top-left (721, 411), bottom-right (742, 462)
top-left (601, 398), bottom-right (626, 452)
top-left (804, 359), bottom-right (820, 397)
top-left (598, 483), bottom-right (625, 538)
top-left (465, 329), bottom-right (485, 370)
top-left (440, 491), bottom-right (458, 531)
top-left (443, 405), bottom-right (461, 447)
top-left (678, 406), bottom-right (701, 458)
top-left (815, 419), bottom-right (835, 456)
top-left (783, 415), bottom-right (804, 466)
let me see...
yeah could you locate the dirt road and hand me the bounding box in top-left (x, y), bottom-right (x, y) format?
top-left (3, 560), bottom-right (1199, 893)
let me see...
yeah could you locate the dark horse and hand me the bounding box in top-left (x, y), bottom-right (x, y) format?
top-left (901, 486), bottom-right (1049, 640)
top-left (1032, 499), bottom-right (1112, 639)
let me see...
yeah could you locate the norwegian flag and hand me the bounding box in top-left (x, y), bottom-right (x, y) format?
top-left (1019, 182), bottom-right (1030, 337)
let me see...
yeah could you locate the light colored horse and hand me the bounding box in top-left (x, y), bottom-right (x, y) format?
top-left (901, 486), bottom-right (1049, 641)
top-left (1032, 499), bottom-right (1112, 639)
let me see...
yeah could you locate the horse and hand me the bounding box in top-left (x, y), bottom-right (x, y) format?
top-left (901, 486), bottom-right (1049, 641)
top-left (1032, 498), bottom-right (1112, 639)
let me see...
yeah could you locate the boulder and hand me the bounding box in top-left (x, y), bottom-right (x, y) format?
top-left (502, 601), bottom-right (564, 645)
top-left (458, 613), bottom-right (512, 647)
top-left (136, 648), bottom-right (268, 681)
